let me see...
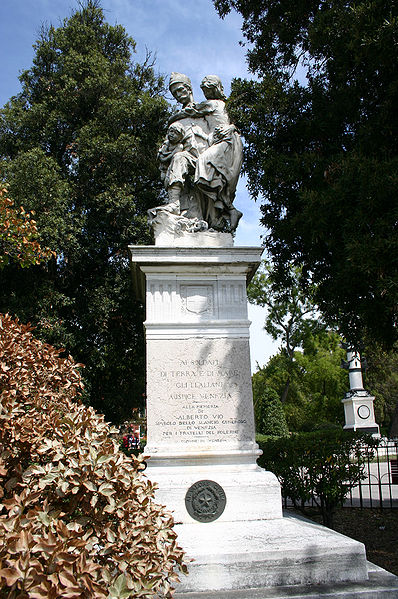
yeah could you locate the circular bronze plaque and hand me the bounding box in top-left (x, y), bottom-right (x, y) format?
top-left (185, 480), bottom-right (226, 522)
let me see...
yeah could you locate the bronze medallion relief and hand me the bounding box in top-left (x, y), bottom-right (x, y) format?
top-left (185, 480), bottom-right (226, 522)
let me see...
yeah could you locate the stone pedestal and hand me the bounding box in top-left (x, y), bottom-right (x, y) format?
top-left (129, 244), bottom-right (281, 524)
top-left (342, 350), bottom-right (380, 436)
top-left (342, 391), bottom-right (380, 435)
top-left (129, 241), bottom-right (372, 594)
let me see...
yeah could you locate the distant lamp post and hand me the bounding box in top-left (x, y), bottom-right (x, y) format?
top-left (341, 344), bottom-right (380, 437)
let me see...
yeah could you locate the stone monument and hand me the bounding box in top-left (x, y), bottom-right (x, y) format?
top-left (129, 73), bottom-right (397, 596)
top-left (341, 347), bottom-right (380, 436)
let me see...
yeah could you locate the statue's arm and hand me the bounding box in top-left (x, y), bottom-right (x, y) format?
top-left (168, 109), bottom-right (194, 124)
top-left (190, 101), bottom-right (215, 116)
top-left (168, 103), bottom-right (215, 125)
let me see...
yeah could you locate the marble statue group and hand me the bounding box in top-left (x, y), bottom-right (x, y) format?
top-left (148, 72), bottom-right (243, 236)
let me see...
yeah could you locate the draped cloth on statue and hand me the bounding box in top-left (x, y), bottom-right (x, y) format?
top-left (194, 99), bottom-right (243, 227)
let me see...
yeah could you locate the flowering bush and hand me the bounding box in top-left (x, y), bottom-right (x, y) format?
top-left (0, 314), bottom-right (187, 598)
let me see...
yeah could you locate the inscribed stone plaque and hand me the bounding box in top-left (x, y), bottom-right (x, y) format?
top-left (146, 337), bottom-right (256, 452)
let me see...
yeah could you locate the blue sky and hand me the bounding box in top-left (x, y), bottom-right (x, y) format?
top-left (0, 0), bottom-right (280, 368)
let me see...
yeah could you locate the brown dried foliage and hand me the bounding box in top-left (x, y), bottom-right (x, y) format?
top-left (0, 314), bottom-right (187, 598)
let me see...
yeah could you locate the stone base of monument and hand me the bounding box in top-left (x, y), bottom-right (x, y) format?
top-left (171, 513), bottom-right (371, 593)
top-left (145, 456), bottom-right (386, 593)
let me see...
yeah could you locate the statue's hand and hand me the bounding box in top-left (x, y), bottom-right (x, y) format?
top-left (213, 124), bottom-right (234, 143)
top-left (215, 124), bottom-right (231, 137)
top-left (182, 103), bottom-right (211, 117)
top-left (181, 106), bottom-right (197, 116)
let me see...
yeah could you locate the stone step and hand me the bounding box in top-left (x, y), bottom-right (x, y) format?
top-left (174, 514), bottom-right (369, 593)
top-left (175, 564), bottom-right (398, 598)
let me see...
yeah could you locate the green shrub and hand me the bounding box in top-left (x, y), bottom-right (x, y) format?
top-left (256, 433), bottom-right (280, 443)
top-left (257, 429), bottom-right (378, 527)
top-left (0, 314), bottom-right (187, 598)
top-left (312, 421), bottom-right (342, 432)
top-left (256, 386), bottom-right (289, 437)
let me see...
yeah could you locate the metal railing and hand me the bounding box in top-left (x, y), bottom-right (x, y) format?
top-left (281, 438), bottom-right (398, 510)
top-left (345, 438), bottom-right (398, 508)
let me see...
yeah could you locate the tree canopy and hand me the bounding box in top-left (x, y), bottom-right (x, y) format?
top-left (248, 263), bottom-right (322, 362)
top-left (253, 329), bottom-right (347, 432)
top-left (364, 343), bottom-right (398, 436)
top-left (215, 0), bottom-right (398, 348)
top-left (249, 263), bottom-right (397, 435)
top-left (0, 2), bottom-right (169, 422)
top-left (248, 262), bottom-right (324, 404)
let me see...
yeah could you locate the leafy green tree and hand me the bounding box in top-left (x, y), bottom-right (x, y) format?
top-left (363, 344), bottom-right (398, 436)
top-left (248, 262), bottom-right (323, 403)
top-left (248, 263), bottom-right (321, 362)
top-left (253, 329), bottom-right (347, 432)
top-left (253, 352), bottom-right (305, 429)
top-left (215, 0), bottom-right (398, 348)
top-left (296, 330), bottom-right (347, 428)
top-left (0, 2), bottom-right (169, 422)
